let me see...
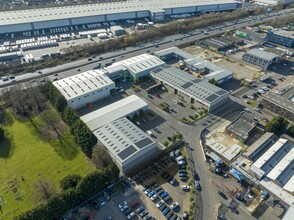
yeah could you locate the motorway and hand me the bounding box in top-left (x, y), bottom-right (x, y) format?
top-left (1, 8), bottom-right (294, 90)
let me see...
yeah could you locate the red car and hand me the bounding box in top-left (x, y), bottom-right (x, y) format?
top-left (130, 200), bottom-right (139, 208)
top-left (156, 94), bottom-right (161, 98)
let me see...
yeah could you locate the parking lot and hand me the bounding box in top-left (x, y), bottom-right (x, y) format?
top-left (69, 152), bottom-right (194, 220)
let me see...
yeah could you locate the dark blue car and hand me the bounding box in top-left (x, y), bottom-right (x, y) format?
top-left (160, 192), bottom-right (168, 199)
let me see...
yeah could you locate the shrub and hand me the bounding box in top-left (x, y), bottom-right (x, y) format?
top-left (60, 174), bottom-right (82, 190)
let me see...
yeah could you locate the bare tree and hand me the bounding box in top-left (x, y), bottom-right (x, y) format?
top-left (33, 178), bottom-right (57, 203)
top-left (92, 144), bottom-right (113, 169)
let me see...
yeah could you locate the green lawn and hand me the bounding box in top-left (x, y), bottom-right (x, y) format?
top-left (0, 119), bottom-right (95, 219)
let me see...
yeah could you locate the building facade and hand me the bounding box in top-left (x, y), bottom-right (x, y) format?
top-left (242, 49), bottom-right (279, 69)
top-left (0, 0), bottom-right (241, 33)
top-left (53, 70), bottom-right (115, 109)
top-left (267, 29), bottom-right (294, 48)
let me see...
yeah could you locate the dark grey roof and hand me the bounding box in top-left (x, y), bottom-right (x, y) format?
top-left (135, 138), bottom-right (153, 149)
top-left (150, 66), bottom-right (229, 104)
top-left (118, 145), bottom-right (137, 160)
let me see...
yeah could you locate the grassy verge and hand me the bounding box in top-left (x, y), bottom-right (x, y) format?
top-left (248, 99), bottom-right (258, 107)
top-left (0, 117), bottom-right (95, 219)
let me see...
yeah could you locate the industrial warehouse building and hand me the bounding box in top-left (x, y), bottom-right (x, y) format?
top-left (249, 138), bottom-right (293, 194)
top-left (150, 66), bottom-right (229, 111)
top-left (242, 48), bottom-right (280, 69)
top-left (80, 94), bottom-right (148, 130)
top-left (261, 87), bottom-right (294, 122)
top-left (53, 70), bottom-right (115, 109)
top-left (154, 47), bottom-right (233, 84)
top-left (110, 25), bottom-right (126, 36)
top-left (0, 0), bottom-right (241, 33)
top-left (94, 117), bottom-right (158, 174)
top-left (105, 53), bottom-right (166, 80)
top-left (267, 29), bottom-right (294, 48)
top-left (81, 95), bottom-right (157, 174)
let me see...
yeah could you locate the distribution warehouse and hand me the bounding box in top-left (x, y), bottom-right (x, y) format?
top-left (0, 0), bottom-right (241, 33)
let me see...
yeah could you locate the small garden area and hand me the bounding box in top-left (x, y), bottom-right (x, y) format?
top-left (181, 108), bottom-right (208, 124)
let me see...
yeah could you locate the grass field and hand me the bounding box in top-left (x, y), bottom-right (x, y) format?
top-left (0, 118), bottom-right (95, 219)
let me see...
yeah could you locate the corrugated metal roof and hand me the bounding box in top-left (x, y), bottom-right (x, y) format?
top-left (80, 94), bottom-right (147, 131)
top-left (245, 48), bottom-right (279, 61)
top-left (52, 69), bottom-right (114, 100)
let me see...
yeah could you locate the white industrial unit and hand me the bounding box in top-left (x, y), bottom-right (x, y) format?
top-left (94, 117), bottom-right (158, 174)
top-left (53, 70), bottom-right (115, 109)
top-left (81, 94), bottom-right (148, 131)
top-left (0, 0), bottom-right (241, 33)
top-left (105, 53), bottom-right (166, 80)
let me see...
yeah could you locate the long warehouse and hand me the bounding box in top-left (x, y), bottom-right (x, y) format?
top-left (0, 0), bottom-right (241, 33)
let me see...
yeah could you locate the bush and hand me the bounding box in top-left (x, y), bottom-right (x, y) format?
top-left (60, 174), bottom-right (82, 190)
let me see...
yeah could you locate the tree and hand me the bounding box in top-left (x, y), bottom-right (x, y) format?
top-left (60, 174), bottom-right (82, 190)
top-left (286, 125), bottom-right (294, 137)
top-left (208, 78), bottom-right (217, 85)
top-left (33, 178), bottom-right (57, 203)
top-left (265, 116), bottom-right (289, 134)
top-left (63, 106), bottom-right (79, 127)
top-left (71, 120), bottom-right (97, 155)
top-left (92, 144), bottom-right (113, 169)
top-left (0, 127), bottom-right (4, 141)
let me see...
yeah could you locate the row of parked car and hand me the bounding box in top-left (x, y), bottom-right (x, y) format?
top-left (118, 200), bottom-right (153, 220)
top-left (143, 182), bottom-right (181, 220)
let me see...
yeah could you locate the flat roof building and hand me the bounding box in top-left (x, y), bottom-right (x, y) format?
top-left (154, 47), bottom-right (233, 84)
top-left (206, 139), bottom-right (242, 162)
top-left (94, 117), bottom-right (158, 174)
top-left (267, 29), bottom-right (294, 48)
top-left (0, 0), bottom-right (241, 33)
top-left (226, 111), bottom-right (259, 143)
top-left (81, 94), bottom-right (148, 131)
top-left (242, 48), bottom-right (280, 69)
top-left (53, 70), bottom-right (115, 109)
top-left (261, 86), bottom-right (294, 122)
top-left (110, 25), bottom-right (126, 36)
top-left (150, 66), bottom-right (229, 111)
top-left (105, 54), bottom-right (166, 80)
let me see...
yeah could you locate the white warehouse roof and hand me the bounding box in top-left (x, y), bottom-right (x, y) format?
top-left (94, 117), bottom-right (155, 163)
top-left (53, 70), bottom-right (114, 100)
top-left (80, 94), bottom-right (147, 131)
top-left (267, 147), bottom-right (294, 183)
top-left (0, 0), bottom-right (239, 26)
top-left (252, 139), bottom-right (290, 170)
top-left (283, 175), bottom-right (294, 193)
top-left (110, 53), bottom-right (166, 77)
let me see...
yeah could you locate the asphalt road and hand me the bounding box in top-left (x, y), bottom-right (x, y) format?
top-left (134, 89), bottom-right (245, 220)
top-left (1, 9), bottom-right (294, 89)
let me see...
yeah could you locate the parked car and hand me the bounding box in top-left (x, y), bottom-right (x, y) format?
top-left (127, 212), bottom-right (135, 219)
top-left (194, 181), bottom-right (201, 190)
top-left (154, 186), bottom-right (162, 192)
top-left (147, 191), bottom-right (155, 198)
top-left (136, 206), bottom-right (144, 214)
top-left (124, 208), bottom-right (132, 215)
top-left (170, 202), bottom-right (179, 210)
top-left (162, 207), bottom-right (171, 216)
top-left (143, 214), bottom-right (152, 220)
top-left (218, 191), bottom-right (228, 200)
top-left (118, 201), bottom-right (127, 209)
top-left (183, 211), bottom-right (189, 220)
top-left (151, 194), bottom-right (158, 201)
top-left (181, 185), bottom-right (190, 190)
top-left (159, 204), bottom-right (167, 211)
top-left (160, 192), bottom-right (168, 199)
top-left (163, 195), bottom-right (171, 202)
top-left (156, 200), bottom-right (164, 208)
top-left (166, 210), bottom-right (174, 219)
top-left (130, 200), bottom-right (139, 208)
top-left (170, 178), bottom-right (177, 185)
top-left (157, 189), bottom-right (164, 195)
top-left (139, 210), bottom-right (149, 218)
top-left (179, 173), bottom-right (187, 177)
top-left (98, 198), bottom-right (105, 206)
